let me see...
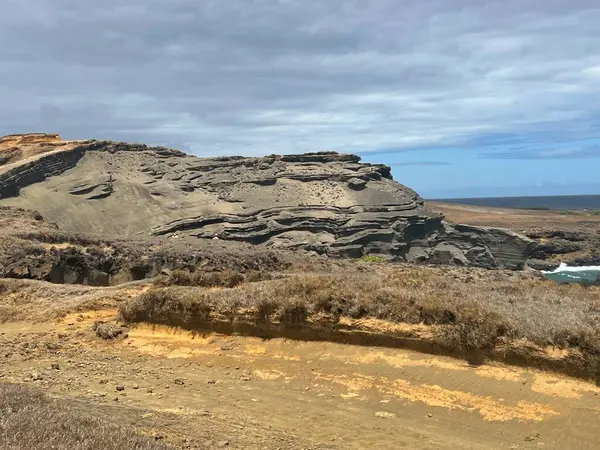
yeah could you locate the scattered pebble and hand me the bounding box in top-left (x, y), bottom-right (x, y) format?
top-left (116, 385), bottom-right (125, 392)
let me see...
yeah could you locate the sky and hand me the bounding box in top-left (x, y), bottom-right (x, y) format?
top-left (1, 1), bottom-right (600, 198)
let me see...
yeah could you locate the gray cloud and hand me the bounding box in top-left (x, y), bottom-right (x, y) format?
top-left (1, 0), bottom-right (600, 156)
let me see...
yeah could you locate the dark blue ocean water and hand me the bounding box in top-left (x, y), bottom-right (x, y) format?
top-left (431, 195), bottom-right (600, 210)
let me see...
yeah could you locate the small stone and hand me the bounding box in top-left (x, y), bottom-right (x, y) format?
top-left (174, 378), bottom-right (185, 386)
top-left (132, 384), bottom-right (139, 390)
top-left (116, 385), bottom-right (125, 391)
top-left (207, 380), bottom-right (217, 385)
top-left (31, 372), bottom-right (43, 381)
top-left (147, 388), bottom-right (153, 394)
top-left (51, 363), bottom-right (60, 370)
top-left (99, 379), bottom-right (109, 385)
top-left (218, 441), bottom-right (230, 447)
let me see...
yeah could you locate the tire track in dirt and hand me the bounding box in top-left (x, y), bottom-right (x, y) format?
top-left (3, 315), bottom-right (600, 449)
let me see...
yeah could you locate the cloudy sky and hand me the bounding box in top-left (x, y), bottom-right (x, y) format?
top-left (1, 0), bottom-right (599, 198)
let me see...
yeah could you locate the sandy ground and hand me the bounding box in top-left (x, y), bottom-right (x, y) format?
top-left (2, 311), bottom-right (600, 449)
top-left (428, 201), bottom-right (600, 232)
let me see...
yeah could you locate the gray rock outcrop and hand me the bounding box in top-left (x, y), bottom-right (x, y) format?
top-left (0, 134), bottom-right (534, 269)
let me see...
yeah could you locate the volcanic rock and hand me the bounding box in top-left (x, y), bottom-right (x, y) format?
top-left (0, 134), bottom-right (534, 269)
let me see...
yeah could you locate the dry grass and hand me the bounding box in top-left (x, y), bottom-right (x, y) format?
top-left (119, 265), bottom-right (600, 374)
top-left (156, 269), bottom-right (273, 288)
top-left (0, 383), bottom-right (170, 450)
top-left (0, 279), bottom-right (143, 323)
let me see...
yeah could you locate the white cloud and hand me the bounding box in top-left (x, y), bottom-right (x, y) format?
top-left (0, 0), bottom-right (600, 156)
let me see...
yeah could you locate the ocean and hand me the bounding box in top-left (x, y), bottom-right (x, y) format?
top-left (431, 194), bottom-right (600, 211)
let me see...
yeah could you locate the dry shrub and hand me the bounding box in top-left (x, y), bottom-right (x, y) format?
top-left (119, 288), bottom-right (216, 326)
top-left (0, 383), bottom-right (170, 450)
top-left (244, 270), bottom-right (272, 283)
top-left (278, 299), bottom-right (309, 328)
top-left (119, 289), bottom-right (183, 324)
top-left (92, 321), bottom-right (126, 340)
top-left (432, 305), bottom-right (514, 351)
top-left (158, 269), bottom-right (260, 288)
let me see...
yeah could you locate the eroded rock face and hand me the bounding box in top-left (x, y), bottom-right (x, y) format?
top-left (0, 136), bottom-right (534, 269)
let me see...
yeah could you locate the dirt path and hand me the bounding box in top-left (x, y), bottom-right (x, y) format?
top-left (2, 312), bottom-right (600, 449)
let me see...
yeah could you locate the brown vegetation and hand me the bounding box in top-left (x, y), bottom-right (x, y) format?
top-left (0, 383), bottom-right (170, 450)
top-left (119, 265), bottom-right (600, 377)
top-left (156, 268), bottom-right (273, 288)
top-left (0, 278), bottom-right (142, 323)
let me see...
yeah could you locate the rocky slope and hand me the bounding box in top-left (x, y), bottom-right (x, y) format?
top-left (0, 134), bottom-right (534, 269)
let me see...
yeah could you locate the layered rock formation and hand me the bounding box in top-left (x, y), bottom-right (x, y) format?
top-left (0, 134), bottom-right (534, 269)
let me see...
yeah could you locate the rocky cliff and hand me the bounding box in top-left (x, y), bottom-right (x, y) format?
top-left (0, 134), bottom-right (534, 269)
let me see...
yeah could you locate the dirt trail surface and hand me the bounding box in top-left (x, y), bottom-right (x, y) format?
top-left (2, 311), bottom-right (600, 449)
